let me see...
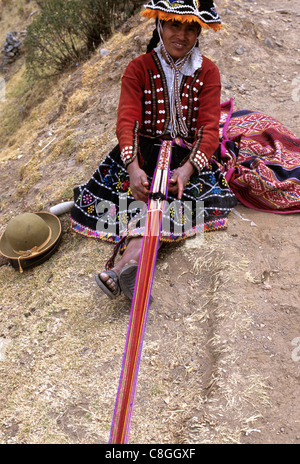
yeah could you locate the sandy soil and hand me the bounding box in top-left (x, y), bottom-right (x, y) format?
top-left (0, 0), bottom-right (299, 444)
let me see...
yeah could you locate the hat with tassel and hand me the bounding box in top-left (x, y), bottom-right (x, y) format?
top-left (142, 0), bottom-right (222, 31)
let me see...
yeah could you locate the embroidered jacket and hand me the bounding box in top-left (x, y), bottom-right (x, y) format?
top-left (116, 50), bottom-right (221, 173)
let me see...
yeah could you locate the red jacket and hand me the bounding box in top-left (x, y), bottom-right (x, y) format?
top-left (117, 50), bottom-right (221, 172)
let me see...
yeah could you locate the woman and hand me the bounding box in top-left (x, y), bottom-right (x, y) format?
top-left (70, 0), bottom-right (237, 299)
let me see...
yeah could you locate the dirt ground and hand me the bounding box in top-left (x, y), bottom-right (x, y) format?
top-left (0, 0), bottom-right (299, 444)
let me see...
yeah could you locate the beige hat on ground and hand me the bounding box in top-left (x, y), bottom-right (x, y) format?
top-left (0, 212), bottom-right (62, 272)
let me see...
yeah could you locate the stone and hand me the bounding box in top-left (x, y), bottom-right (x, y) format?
top-left (265, 37), bottom-right (274, 48)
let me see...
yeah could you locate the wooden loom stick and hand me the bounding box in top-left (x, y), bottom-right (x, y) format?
top-left (109, 140), bottom-right (173, 444)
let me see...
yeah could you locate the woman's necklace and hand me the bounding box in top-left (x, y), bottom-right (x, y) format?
top-left (157, 20), bottom-right (196, 139)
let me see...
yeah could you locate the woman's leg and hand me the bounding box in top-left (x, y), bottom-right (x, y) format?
top-left (99, 237), bottom-right (143, 293)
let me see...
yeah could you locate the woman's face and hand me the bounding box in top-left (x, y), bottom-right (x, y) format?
top-left (162, 20), bottom-right (200, 61)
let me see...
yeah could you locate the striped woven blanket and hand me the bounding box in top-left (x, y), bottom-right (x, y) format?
top-left (220, 99), bottom-right (300, 213)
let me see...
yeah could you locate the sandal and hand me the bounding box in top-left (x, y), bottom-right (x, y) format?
top-left (94, 270), bottom-right (121, 299)
top-left (119, 262), bottom-right (153, 302)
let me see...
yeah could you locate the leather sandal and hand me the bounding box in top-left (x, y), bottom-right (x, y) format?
top-left (94, 270), bottom-right (121, 299)
top-left (119, 262), bottom-right (153, 302)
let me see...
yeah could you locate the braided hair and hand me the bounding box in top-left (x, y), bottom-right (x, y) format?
top-left (146, 19), bottom-right (160, 53)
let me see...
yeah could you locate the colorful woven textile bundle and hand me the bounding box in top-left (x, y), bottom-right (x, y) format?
top-left (220, 99), bottom-right (300, 213)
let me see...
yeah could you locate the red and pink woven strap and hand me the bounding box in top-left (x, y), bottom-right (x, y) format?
top-left (109, 140), bottom-right (173, 444)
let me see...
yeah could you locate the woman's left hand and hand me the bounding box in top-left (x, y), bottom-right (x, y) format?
top-left (168, 162), bottom-right (195, 200)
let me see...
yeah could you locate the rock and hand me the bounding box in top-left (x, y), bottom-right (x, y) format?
top-left (2, 31), bottom-right (25, 67)
top-left (265, 37), bottom-right (274, 48)
top-left (100, 48), bottom-right (110, 57)
top-left (236, 46), bottom-right (246, 55)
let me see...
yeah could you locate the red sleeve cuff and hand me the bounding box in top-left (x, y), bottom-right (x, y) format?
top-left (189, 150), bottom-right (209, 173)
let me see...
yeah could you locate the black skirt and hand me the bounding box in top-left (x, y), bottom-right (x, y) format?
top-left (70, 137), bottom-right (237, 244)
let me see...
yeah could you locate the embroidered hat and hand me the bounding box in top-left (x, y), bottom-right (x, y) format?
top-left (0, 212), bottom-right (62, 272)
top-left (142, 0), bottom-right (222, 31)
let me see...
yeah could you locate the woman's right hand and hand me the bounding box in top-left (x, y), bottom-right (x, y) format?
top-left (127, 159), bottom-right (150, 203)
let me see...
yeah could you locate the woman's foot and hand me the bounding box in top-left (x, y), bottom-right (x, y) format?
top-left (119, 260), bottom-right (153, 302)
top-left (96, 260), bottom-right (138, 301)
top-left (119, 260), bottom-right (138, 300)
top-left (95, 269), bottom-right (121, 299)
top-left (95, 237), bottom-right (153, 300)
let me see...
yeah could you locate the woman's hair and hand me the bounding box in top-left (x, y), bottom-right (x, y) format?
top-left (146, 20), bottom-right (202, 54)
top-left (146, 19), bottom-right (160, 53)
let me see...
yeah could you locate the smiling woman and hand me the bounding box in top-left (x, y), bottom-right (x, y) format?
top-left (70, 0), bottom-right (237, 300)
top-left (160, 20), bottom-right (200, 61)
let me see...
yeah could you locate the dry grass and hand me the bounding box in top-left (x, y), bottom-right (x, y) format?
top-left (0, 231), bottom-right (128, 443)
top-left (0, 219), bottom-right (273, 444)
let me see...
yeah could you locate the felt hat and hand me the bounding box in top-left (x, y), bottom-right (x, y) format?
top-left (142, 0), bottom-right (222, 31)
top-left (0, 212), bottom-right (62, 272)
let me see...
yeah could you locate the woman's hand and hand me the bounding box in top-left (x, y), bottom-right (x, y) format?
top-left (127, 159), bottom-right (150, 203)
top-left (168, 162), bottom-right (195, 199)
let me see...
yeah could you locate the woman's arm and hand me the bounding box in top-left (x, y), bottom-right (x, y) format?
top-left (168, 161), bottom-right (195, 200)
top-left (126, 157), bottom-right (150, 202)
top-left (116, 58), bottom-right (145, 168)
top-left (189, 58), bottom-right (221, 173)
top-left (116, 57), bottom-right (151, 201)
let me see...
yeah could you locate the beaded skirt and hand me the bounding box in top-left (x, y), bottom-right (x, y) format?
top-left (70, 136), bottom-right (237, 244)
